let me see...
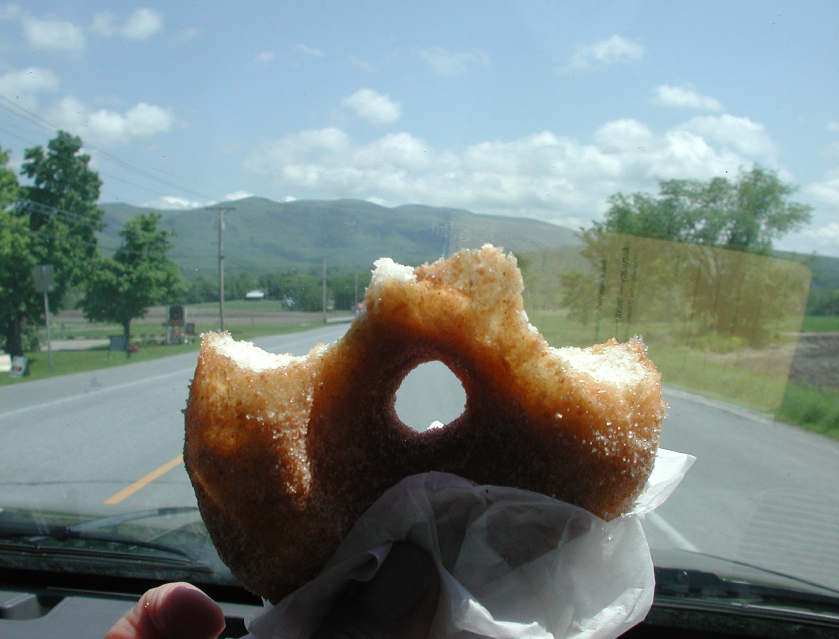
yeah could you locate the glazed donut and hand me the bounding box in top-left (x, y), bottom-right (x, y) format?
top-left (184, 245), bottom-right (665, 603)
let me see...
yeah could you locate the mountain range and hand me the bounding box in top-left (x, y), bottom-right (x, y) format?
top-left (99, 197), bottom-right (581, 277)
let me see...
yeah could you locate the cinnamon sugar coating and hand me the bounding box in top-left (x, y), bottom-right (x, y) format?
top-left (184, 245), bottom-right (665, 603)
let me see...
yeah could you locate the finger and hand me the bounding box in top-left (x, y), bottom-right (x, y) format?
top-left (104, 582), bottom-right (226, 639)
top-left (312, 541), bottom-right (440, 639)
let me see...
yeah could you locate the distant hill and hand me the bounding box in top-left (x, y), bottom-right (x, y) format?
top-left (774, 251), bottom-right (839, 291)
top-left (99, 197), bottom-right (581, 277)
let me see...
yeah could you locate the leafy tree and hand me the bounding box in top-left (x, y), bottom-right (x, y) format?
top-left (562, 166), bottom-right (814, 347)
top-left (0, 147), bottom-right (33, 354)
top-left (226, 271), bottom-right (258, 301)
top-left (185, 276), bottom-right (218, 304)
top-left (258, 270), bottom-right (327, 311)
top-left (1, 131), bottom-right (105, 355)
top-left (594, 166), bottom-right (812, 255)
top-left (328, 269), bottom-right (370, 310)
top-left (81, 213), bottom-right (185, 345)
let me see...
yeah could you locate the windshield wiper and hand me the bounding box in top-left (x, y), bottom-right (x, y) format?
top-left (656, 565), bottom-right (839, 611)
top-left (0, 507), bottom-right (207, 568)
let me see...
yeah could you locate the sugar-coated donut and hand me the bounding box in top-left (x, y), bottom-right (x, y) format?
top-left (184, 245), bottom-right (665, 603)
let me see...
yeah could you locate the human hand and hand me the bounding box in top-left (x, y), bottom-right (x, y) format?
top-left (105, 541), bottom-right (440, 639)
top-left (103, 581), bottom-right (225, 639)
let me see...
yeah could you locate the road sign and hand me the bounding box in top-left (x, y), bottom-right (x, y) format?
top-left (168, 305), bottom-right (185, 326)
top-left (32, 264), bottom-right (54, 293)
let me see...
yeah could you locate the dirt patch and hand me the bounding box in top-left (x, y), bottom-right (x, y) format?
top-left (707, 334), bottom-right (839, 390)
top-left (787, 334), bottom-right (839, 390)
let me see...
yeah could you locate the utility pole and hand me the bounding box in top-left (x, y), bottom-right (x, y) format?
top-left (206, 205), bottom-right (236, 332)
top-left (32, 265), bottom-right (54, 372)
top-left (322, 257), bottom-right (327, 324)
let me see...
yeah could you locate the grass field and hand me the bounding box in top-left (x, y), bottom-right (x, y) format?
top-left (188, 300), bottom-right (293, 312)
top-left (530, 310), bottom-right (788, 413)
top-left (776, 382), bottom-right (839, 441)
top-left (0, 321), bottom-right (316, 386)
top-left (800, 315), bottom-right (839, 332)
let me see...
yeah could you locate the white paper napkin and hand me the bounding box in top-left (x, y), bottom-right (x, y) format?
top-left (246, 448), bottom-right (695, 639)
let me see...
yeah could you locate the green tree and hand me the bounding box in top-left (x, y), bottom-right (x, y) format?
top-left (0, 147), bottom-right (34, 354)
top-left (564, 166), bottom-right (814, 346)
top-left (594, 166), bottom-right (812, 254)
top-left (81, 213), bottom-right (185, 345)
top-left (1, 131), bottom-right (105, 355)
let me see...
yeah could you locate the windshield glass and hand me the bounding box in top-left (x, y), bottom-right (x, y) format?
top-left (1, 0), bottom-right (838, 605)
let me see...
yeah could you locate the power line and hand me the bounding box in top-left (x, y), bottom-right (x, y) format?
top-left (0, 219), bottom-right (207, 259)
top-left (12, 198), bottom-right (102, 229)
top-left (0, 93), bottom-right (219, 203)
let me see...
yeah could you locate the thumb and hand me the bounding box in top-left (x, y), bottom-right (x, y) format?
top-left (312, 541), bottom-right (441, 639)
top-left (104, 582), bottom-right (226, 639)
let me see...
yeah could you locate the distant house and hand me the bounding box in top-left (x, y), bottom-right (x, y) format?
top-left (245, 289), bottom-right (266, 301)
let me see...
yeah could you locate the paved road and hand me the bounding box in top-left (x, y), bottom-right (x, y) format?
top-left (1, 324), bottom-right (838, 591)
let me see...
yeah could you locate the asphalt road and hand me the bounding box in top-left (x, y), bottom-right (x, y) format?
top-left (1, 324), bottom-right (838, 591)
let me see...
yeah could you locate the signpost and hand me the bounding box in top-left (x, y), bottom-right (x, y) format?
top-left (32, 264), bottom-right (54, 373)
top-left (167, 305), bottom-right (186, 345)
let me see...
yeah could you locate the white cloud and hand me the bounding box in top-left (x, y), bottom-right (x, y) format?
top-left (223, 190), bottom-right (253, 201)
top-left (652, 85), bottom-right (723, 111)
top-left (244, 115), bottom-right (771, 226)
top-left (828, 122), bottom-right (839, 134)
top-left (296, 44), bottom-right (323, 57)
top-left (143, 195), bottom-right (203, 210)
top-left (805, 173), bottom-right (839, 210)
top-left (560, 35), bottom-right (643, 74)
top-left (0, 67), bottom-right (59, 111)
top-left (341, 88), bottom-right (401, 125)
top-left (91, 8), bottom-right (162, 40)
top-left (420, 47), bottom-right (489, 77)
top-left (677, 114), bottom-right (777, 159)
top-left (123, 8), bottom-right (162, 40)
top-left (49, 97), bottom-right (175, 146)
top-left (254, 51), bottom-right (274, 64)
top-left (23, 15), bottom-right (85, 51)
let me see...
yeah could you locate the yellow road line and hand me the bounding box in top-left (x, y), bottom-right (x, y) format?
top-left (104, 454), bottom-right (184, 505)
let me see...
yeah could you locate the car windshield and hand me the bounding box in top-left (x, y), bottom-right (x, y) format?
top-left (1, 0), bottom-right (838, 620)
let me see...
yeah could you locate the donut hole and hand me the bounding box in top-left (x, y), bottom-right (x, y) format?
top-left (394, 360), bottom-right (466, 432)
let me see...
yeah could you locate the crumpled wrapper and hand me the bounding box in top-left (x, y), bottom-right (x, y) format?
top-left (246, 448), bottom-right (694, 639)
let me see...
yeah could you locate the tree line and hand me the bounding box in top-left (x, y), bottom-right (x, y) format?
top-left (184, 268), bottom-right (372, 311)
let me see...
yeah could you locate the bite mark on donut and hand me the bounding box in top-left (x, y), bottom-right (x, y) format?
top-left (184, 244), bottom-right (665, 603)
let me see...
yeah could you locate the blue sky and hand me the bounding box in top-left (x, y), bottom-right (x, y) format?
top-left (2, 1), bottom-right (838, 255)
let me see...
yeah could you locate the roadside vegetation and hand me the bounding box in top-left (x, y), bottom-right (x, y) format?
top-left (0, 319), bottom-right (317, 386)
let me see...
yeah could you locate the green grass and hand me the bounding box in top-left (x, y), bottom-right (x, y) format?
top-left (801, 315), bottom-right (839, 332)
top-left (530, 310), bottom-right (839, 438)
top-left (1, 321), bottom-right (317, 386)
top-left (776, 382), bottom-right (839, 441)
top-left (188, 300), bottom-right (297, 312)
top-left (646, 344), bottom-right (786, 413)
top-left (530, 310), bottom-right (787, 413)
